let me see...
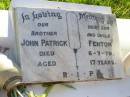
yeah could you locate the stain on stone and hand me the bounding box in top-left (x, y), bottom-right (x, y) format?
top-left (97, 70), bottom-right (104, 79)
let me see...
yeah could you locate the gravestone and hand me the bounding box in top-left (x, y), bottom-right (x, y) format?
top-left (0, 10), bottom-right (18, 63)
top-left (13, 1), bottom-right (124, 83)
top-left (0, 10), bottom-right (10, 55)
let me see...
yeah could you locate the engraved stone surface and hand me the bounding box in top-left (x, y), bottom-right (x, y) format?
top-left (14, 7), bottom-right (123, 83)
